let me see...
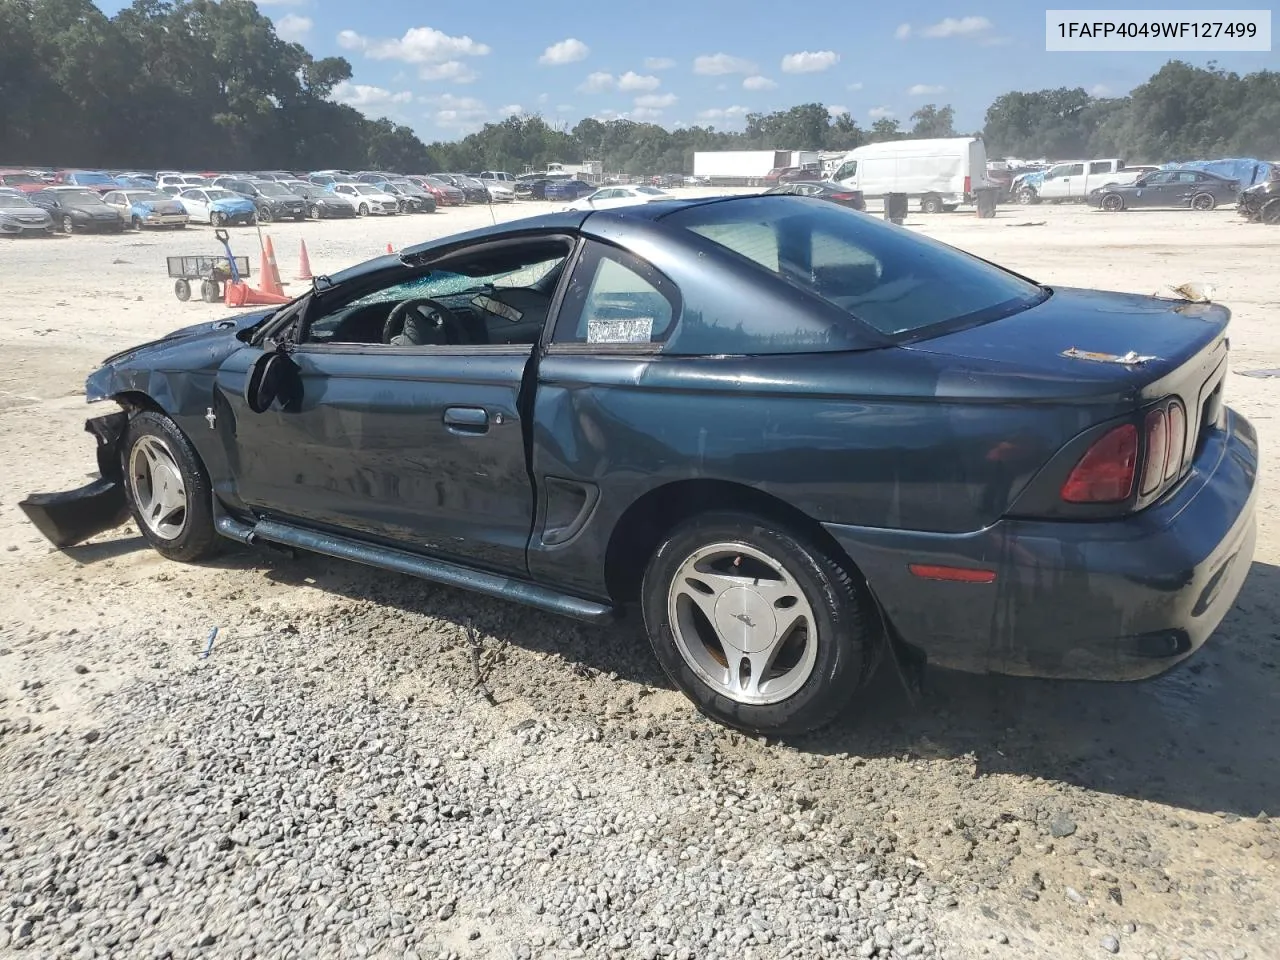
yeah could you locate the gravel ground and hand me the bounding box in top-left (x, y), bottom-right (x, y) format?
top-left (2, 196), bottom-right (1279, 959)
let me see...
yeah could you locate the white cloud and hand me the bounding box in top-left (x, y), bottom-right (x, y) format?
top-left (1090, 83), bottom-right (1112, 96)
top-left (895, 23), bottom-right (912, 40)
top-left (617, 71), bottom-right (661, 92)
top-left (644, 57), bottom-right (676, 70)
top-left (693, 53), bottom-right (757, 75)
top-left (908, 83), bottom-right (946, 95)
top-left (556, 103), bottom-right (573, 112)
top-left (827, 104), bottom-right (849, 117)
top-left (780, 50), bottom-right (840, 74)
top-left (868, 106), bottom-right (894, 118)
top-left (537, 92), bottom-right (549, 103)
top-left (420, 60), bottom-right (478, 83)
top-left (498, 103), bottom-right (523, 116)
top-left (578, 71), bottom-right (615, 93)
top-left (331, 81), bottom-right (413, 109)
top-left (635, 93), bottom-right (677, 109)
top-left (429, 92), bottom-right (488, 129)
top-left (922, 15), bottom-right (992, 38)
top-left (632, 107), bottom-right (664, 120)
top-left (848, 81), bottom-right (864, 91)
top-left (743, 75), bottom-right (777, 91)
top-left (337, 26), bottom-right (490, 63)
top-left (539, 38), bottom-right (589, 65)
top-left (696, 105), bottom-right (749, 120)
top-left (274, 13), bottom-right (311, 41)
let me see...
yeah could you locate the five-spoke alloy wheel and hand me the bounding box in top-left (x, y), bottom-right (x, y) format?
top-left (122, 411), bottom-right (219, 561)
top-left (642, 511), bottom-right (880, 735)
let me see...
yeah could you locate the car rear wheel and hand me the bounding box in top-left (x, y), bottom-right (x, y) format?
top-left (122, 411), bottom-right (219, 562)
top-left (641, 511), bottom-right (878, 735)
top-left (921, 195), bottom-right (943, 214)
top-left (61, 215), bottom-right (74, 234)
top-left (1101, 193), bottom-right (1124, 211)
top-left (1191, 192), bottom-right (1216, 211)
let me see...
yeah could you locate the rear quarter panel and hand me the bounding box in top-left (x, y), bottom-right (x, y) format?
top-left (528, 349), bottom-right (1128, 600)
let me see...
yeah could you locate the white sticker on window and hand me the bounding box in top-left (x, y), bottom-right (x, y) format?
top-left (587, 317), bottom-right (653, 344)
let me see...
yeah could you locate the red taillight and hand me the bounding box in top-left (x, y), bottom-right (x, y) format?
top-left (1140, 408), bottom-right (1168, 495)
top-left (831, 192), bottom-right (857, 200)
top-left (964, 175), bottom-right (971, 194)
top-left (1165, 401), bottom-right (1186, 480)
top-left (1061, 424), bottom-right (1138, 503)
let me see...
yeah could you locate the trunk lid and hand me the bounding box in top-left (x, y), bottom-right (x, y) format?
top-left (905, 286), bottom-right (1228, 396)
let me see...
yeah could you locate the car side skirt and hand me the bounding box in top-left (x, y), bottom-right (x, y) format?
top-left (215, 514), bottom-right (616, 624)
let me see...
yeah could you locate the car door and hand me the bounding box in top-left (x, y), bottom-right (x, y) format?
top-left (1131, 171), bottom-right (1173, 207)
top-left (211, 234), bottom-right (577, 574)
top-left (1172, 171), bottom-right (1202, 206)
top-left (179, 190), bottom-right (209, 220)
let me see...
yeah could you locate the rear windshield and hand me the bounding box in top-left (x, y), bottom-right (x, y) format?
top-left (664, 196), bottom-right (1045, 339)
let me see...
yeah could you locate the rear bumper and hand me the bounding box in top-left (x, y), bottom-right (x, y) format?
top-left (824, 408), bottom-right (1259, 681)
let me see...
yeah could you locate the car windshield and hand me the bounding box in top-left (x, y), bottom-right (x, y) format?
top-left (57, 190), bottom-right (104, 204)
top-left (205, 189), bottom-right (238, 201)
top-left (2, 173), bottom-right (40, 185)
top-left (71, 172), bottom-right (113, 184)
top-left (635, 186), bottom-right (666, 195)
top-left (2, 194), bottom-right (35, 207)
top-left (352, 185), bottom-right (381, 195)
top-left (129, 191), bottom-right (167, 202)
top-left (424, 177), bottom-right (450, 187)
top-left (665, 196), bottom-right (1046, 339)
top-left (255, 182), bottom-right (293, 197)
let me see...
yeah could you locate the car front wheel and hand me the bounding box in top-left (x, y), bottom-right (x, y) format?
top-left (1102, 193), bottom-right (1124, 211)
top-left (122, 411), bottom-right (219, 562)
top-left (1191, 192), bottom-right (1216, 211)
top-left (641, 511), bottom-right (879, 735)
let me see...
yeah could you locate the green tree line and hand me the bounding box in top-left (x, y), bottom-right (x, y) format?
top-left (3, 0), bottom-right (1277, 174)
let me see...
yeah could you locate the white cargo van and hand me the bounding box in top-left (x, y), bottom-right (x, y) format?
top-left (828, 137), bottom-right (991, 213)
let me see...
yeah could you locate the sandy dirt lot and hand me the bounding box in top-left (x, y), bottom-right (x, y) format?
top-left (1, 195), bottom-right (1278, 960)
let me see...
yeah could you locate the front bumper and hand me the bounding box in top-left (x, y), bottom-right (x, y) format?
top-left (141, 213), bottom-right (189, 226)
top-left (19, 412), bottom-right (130, 548)
top-left (825, 407), bottom-right (1259, 681)
top-left (0, 218), bottom-right (53, 234)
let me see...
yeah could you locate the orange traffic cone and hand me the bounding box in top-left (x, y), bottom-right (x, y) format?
top-left (225, 280), bottom-right (290, 307)
top-left (296, 239), bottom-right (313, 280)
top-left (261, 235), bottom-right (285, 297)
top-left (386, 242), bottom-right (394, 254)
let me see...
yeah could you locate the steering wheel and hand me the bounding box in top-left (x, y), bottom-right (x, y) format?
top-left (381, 297), bottom-right (467, 345)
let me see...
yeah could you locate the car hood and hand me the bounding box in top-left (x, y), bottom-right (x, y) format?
top-left (210, 197), bottom-right (255, 210)
top-left (63, 202), bottom-right (115, 213)
top-left (0, 203), bottom-right (47, 216)
top-left (136, 199), bottom-right (186, 214)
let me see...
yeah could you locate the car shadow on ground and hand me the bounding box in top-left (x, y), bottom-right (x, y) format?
top-left (65, 533), bottom-right (1280, 818)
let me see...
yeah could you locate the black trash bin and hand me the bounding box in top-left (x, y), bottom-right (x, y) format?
top-left (884, 193), bottom-right (908, 224)
top-left (975, 187), bottom-right (998, 219)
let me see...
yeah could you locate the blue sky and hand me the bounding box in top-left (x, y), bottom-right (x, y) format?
top-left (96, 1), bottom-right (1278, 141)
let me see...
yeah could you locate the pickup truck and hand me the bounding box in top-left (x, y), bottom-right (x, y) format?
top-left (1018, 159), bottom-right (1157, 204)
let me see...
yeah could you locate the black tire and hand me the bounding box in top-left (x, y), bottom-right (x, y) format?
top-left (1016, 187), bottom-right (1037, 205)
top-left (1263, 199), bottom-right (1280, 225)
top-left (132, 216), bottom-right (143, 230)
top-left (174, 279), bottom-right (191, 301)
top-left (257, 206), bottom-right (272, 223)
top-left (1191, 192), bottom-right (1216, 211)
top-left (921, 195), bottom-right (943, 214)
top-left (121, 411), bottom-right (220, 562)
top-left (212, 211), bottom-right (225, 226)
top-left (358, 202), bottom-right (369, 216)
top-left (1101, 193), bottom-right (1124, 211)
top-left (61, 215), bottom-right (74, 234)
top-left (309, 204), bottom-right (321, 219)
top-left (200, 278), bottom-right (219, 302)
top-left (641, 510), bottom-right (879, 735)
